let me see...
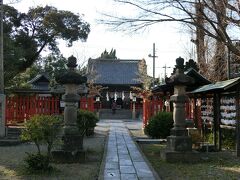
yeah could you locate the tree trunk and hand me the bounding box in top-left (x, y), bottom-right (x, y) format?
top-left (212, 0), bottom-right (228, 81)
top-left (195, 1), bottom-right (206, 75)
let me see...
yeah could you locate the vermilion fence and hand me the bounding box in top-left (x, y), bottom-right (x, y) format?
top-left (5, 96), bottom-right (95, 126)
top-left (143, 98), bottom-right (165, 127)
top-left (80, 97), bottom-right (94, 112)
top-left (143, 97), bottom-right (194, 127)
top-left (5, 96), bottom-right (60, 126)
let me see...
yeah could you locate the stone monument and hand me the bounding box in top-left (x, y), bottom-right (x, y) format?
top-left (52, 55), bottom-right (87, 163)
top-left (161, 57), bottom-right (200, 163)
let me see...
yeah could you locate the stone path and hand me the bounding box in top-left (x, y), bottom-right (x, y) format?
top-left (103, 120), bottom-right (157, 180)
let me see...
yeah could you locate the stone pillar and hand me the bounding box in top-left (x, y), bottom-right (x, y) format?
top-left (166, 86), bottom-right (192, 152)
top-left (62, 84), bottom-right (79, 135)
top-left (161, 57), bottom-right (200, 163)
top-left (52, 56), bottom-right (87, 163)
top-left (0, 94), bottom-right (5, 137)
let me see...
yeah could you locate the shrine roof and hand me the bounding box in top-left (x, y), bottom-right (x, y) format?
top-left (87, 59), bottom-right (142, 85)
top-left (191, 77), bottom-right (240, 93)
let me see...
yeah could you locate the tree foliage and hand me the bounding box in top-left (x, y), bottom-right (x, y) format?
top-left (21, 114), bottom-right (63, 172)
top-left (7, 53), bottom-right (67, 88)
top-left (3, 5), bottom-right (90, 86)
top-left (172, 59), bottom-right (199, 75)
top-left (185, 59), bottom-right (199, 72)
top-left (99, 48), bottom-right (117, 59)
top-left (21, 115), bottom-right (63, 158)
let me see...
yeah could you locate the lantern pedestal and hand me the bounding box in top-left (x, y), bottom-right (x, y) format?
top-left (52, 56), bottom-right (87, 163)
top-left (161, 57), bottom-right (200, 163)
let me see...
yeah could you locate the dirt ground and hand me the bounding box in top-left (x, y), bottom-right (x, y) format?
top-left (0, 122), bottom-right (109, 180)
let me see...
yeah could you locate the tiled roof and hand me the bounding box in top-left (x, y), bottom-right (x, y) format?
top-left (185, 68), bottom-right (211, 85)
top-left (191, 77), bottom-right (240, 93)
top-left (152, 68), bottom-right (210, 93)
top-left (28, 73), bottom-right (50, 84)
top-left (88, 59), bottom-right (141, 85)
top-left (28, 73), bottom-right (50, 90)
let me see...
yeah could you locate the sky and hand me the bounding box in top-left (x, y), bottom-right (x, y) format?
top-left (10, 0), bottom-right (195, 78)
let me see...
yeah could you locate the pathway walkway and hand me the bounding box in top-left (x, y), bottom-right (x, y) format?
top-left (102, 120), bottom-right (158, 180)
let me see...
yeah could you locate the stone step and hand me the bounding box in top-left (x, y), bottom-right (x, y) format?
top-left (6, 127), bottom-right (23, 139)
top-left (136, 138), bottom-right (167, 144)
top-left (99, 109), bottom-right (132, 119)
top-left (0, 138), bottom-right (23, 146)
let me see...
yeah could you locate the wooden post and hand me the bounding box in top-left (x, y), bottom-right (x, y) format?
top-left (143, 98), bottom-right (147, 127)
top-left (218, 94), bottom-right (222, 151)
top-left (213, 93), bottom-right (220, 149)
top-left (236, 88), bottom-right (240, 156)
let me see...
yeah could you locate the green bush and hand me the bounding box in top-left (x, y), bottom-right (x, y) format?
top-left (144, 112), bottom-right (173, 139)
top-left (24, 153), bottom-right (52, 172)
top-left (76, 110), bottom-right (99, 136)
top-left (222, 128), bottom-right (235, 150)
top-left (21, 114), bottom-right (63, 171)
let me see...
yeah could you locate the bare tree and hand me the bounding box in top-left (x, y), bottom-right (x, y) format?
top-left (132, 59), bottom-right (153, 98)
top-left (87, 59), bottom-right (107, 97)
top-left (194, 1), bottom-right (206, 73)
top-left (100, 0), bottom-right (240, 74)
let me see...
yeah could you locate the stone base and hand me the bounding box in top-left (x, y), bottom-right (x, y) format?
top-left (0, 126), bottom-right (6, 137)
top-left (52, 149), bottom-right (86, 163)
top-left (199, 144), bottom-right (216, 152)
top-left (62, 134), bottom-right (83, 151)
top-left (166, 135), bottom-right (192, 151)
top-left (161, 149), bottom-right (200, 163)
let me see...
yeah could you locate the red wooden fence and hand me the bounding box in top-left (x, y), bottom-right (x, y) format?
top-left (5, 96), bottom-right (95, 126)
top-left (143, 97), bottom-right (194, 127)
top-left (80, 97), bottom-right (94, 112)
top-left (5, 96), bottom-right (60, 126)
top-left (143, 98), bottom-right (165, 127)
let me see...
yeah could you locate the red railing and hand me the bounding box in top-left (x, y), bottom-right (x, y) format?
top-left (130, 102), bottom-right (143, 110)
top-left (143, 96), bottom-right (195, 127)
top-left (142, 97), bottom-right (171, 127)
top-left (80, 97), bottom-right (95, 112)
top-left (5, 95), bottom-right (95, 126)
top-left (5, 96), bottom-right (60, 126)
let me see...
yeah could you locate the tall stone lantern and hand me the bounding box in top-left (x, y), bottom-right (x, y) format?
top-left (52, 55), bottom-right (87, 163)
top-left (161, 57), bottom-right (200, 163)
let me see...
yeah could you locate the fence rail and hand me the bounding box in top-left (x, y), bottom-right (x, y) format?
top-left (5, 96), bottom-right (95, 126)
top-left (142, 97), bottom-right (194, 127)
top-left (5, 96), bottom-right (60, 126)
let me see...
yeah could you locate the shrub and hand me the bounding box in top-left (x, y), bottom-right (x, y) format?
top-left (21, 114), bottom-right (63, 171)
top-left (190, 131), bottom-right (203, 145)
top-left (222, 128), bottom-right (235, 150)
top-left (76, 110), bottom-right (99, 136)
top-left (24, 153), bottom-right (52, 172)
top-left (144, 112), bottom-right (173, 139)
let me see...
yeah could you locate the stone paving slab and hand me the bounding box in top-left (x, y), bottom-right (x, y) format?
top-left (121, 173), bottom-right (138, 180)
top-left (103, 120), bottom-right (158, 180)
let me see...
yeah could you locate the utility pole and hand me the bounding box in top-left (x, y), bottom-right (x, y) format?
top-left (0, 0), bottom-right (3, 93)
top-left (148, 43), bottom-right (158, 79)
top-left (0, 0), bottom-right (5, 137)
top-left (162, 64), bottom-right (172, 78)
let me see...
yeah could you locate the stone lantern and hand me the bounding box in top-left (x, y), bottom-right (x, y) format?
top-left (52, 55), bottom-right (87, 163)
top-left (161, 57), bottom-right (200, 163)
